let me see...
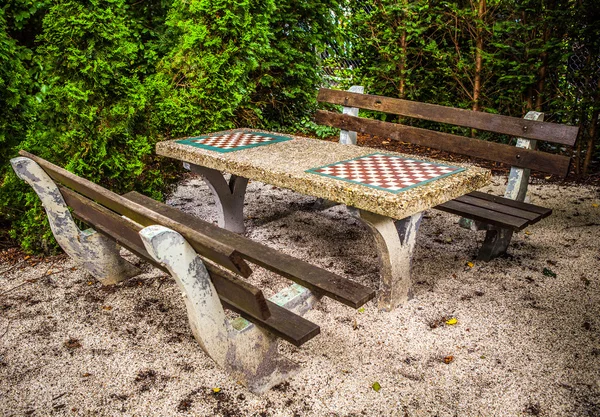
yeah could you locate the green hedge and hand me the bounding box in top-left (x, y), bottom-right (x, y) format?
top-left (0, 0), bottom-right (339, 252)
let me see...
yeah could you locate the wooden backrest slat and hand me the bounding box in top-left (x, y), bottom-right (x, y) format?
top-left (20, 150), bottom-right (252, 278)
top-left (122, 191), bottom-right (376, 309)
top-left (315, 110), bottom-right (571, 177)
top-left (58, 185), bottom-right (271, 321)
top-left (318, 88), bottom-right (579, 146)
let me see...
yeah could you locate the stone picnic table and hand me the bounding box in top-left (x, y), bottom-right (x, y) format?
top-left (156, 129), bottom-right (491, 310)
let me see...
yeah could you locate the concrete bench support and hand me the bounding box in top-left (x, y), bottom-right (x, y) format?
top-left (140, 225), bottom-right (311, 394)
top-left (10, 157), bottom-right (140, 285)
top-left (187, 164), bottom-right (248, 234)
top-left (356, 210), bottom-right (423, 311)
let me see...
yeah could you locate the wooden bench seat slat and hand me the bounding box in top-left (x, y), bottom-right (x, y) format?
top-left (317, 89), bottom-right (579, 146)
top-left (60, 186), bottom-right (321, 347)
top-left (122, 191), bottom-right (376, 309)
top-left (315, 111), bottom-right (571, 177)
top-left (20, 150), bottom-right (252, 278)
top-left (453, 194), bottom-right (542, 222)
top-left (58, 185), bottom-right (271, 320)
top-left (466, 191), bottom-right (553, 218)
top-left (224, 298), bottom-right (320, 347)
top-left (435, 199), bottom-right (529, 231)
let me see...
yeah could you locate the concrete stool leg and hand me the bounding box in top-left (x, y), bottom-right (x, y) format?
top-left (477, 227), bottom-right (514, 261)
top-left (188, 164), bottom-right (248, 234)
top-left (139, 225), bottom-right (299, 394)
top-left (357, 210), bottom-right (423, 311)
top-left (10, 157), bottom-right (140, 285)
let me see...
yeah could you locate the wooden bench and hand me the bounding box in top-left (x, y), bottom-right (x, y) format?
top-left (316, 87), bottom-right (579, 260)
top-left (11, 150), bottom-right (375, 394)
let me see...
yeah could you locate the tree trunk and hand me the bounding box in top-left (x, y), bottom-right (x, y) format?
top-left (582, 80), bottom-right (600, 176)
top-left (535, 26), bottom-right (550, 111)
top-left (574, 109), bottom-right (586, 177)
top-left (398, 0), bottom-right (408, 99)
top-left (399, 28), bottom-right (407, 99)
top-left (472, 0), bottom-right (485, 113)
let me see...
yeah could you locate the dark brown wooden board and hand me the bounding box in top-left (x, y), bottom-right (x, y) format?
top-left (466, 191), bottom-right (553, 218)
top-left (435, 199), bottom-right (529, 231)
top-left (59, 185), bottom-right (270, 320)
top-left (60, 187), bottom-right (320, 347)
top-left (223, 298), bottom-right (320, 347)
top-left (454, 194), bottom-right (541, 222)
top-left (317, 88), bottom-right (579, 146)
top-left (20, 150), bottom-right (251, 278)
top-left (122, 191), bottom-right (376, 309)
top-left (314, 111), bottom-right (571, 177)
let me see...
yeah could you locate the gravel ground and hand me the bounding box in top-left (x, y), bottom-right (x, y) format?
top-left (0, 175), bottom-right (599, 417)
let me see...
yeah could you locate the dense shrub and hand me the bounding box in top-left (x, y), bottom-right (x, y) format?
top-left (0, 0), bottom-right (339, 252)
top-left (0, 0), bottom-right (177, 251)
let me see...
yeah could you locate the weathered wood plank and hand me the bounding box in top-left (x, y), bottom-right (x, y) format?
top-left (315, 111), bottom-right (571, 177)
top-left (317, 88), bottom-right (579, 146)
top-left (436, 199), bottom-right (528, 231)
top-left (225, 299), bottom-right (320, 347)
top-left (123, 191), bottom-right (376, 309)
top-left (19, 150), bottom-right (251, 278)
top-left (454, 194), bottom-right (541, 222)
top-left (59, 186), bottom-right (320, 346)
top-left (58, 185), bottom-right (270, 320)
top-left (466, 191), bottom-right (552, 218)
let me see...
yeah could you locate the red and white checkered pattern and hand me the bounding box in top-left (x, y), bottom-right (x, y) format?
top-left (189, 132), bottom-right (280, 149)
top-left (312, 154), bottom-right (462, 191)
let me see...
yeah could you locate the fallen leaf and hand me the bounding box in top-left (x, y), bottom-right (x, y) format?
top-left (445, 318), bottom-right (458, 325)
top-left (443, 356), bottom-right (454, 364)
top-left (466, 261), bottom-right (474, 268)
top-left (358, 307), bottom-right (365, 313)
top-left (212, 387), bottom-right (221, 394)
top-left (64, 338), bottom-right (82, 349)
top-left (593, 203), bottom-right (599, 208)
top-left (87, 281), bottom-right (93, 286)
top-left (372, 382), bottom-right (381, 392)
top-left (82, 373), bottom-right (92, 378)
top-left (545, 176), bottom-right (552, 180)
top-left (543, 268), bottom-right (557, 278)
top-left (102, 305), bottom-right (113, 311)
top-left (524, 230), bottom-right (532, 235)
top-left (445, 237), bottom-right (453, 243)
top-left (382, 141), bottom-right (390, 144)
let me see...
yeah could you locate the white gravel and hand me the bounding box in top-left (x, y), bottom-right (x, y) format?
top-left (0, 176), bottom-right (599, 416)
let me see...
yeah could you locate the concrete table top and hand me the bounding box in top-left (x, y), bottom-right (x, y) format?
top-left (156, 129), bottom-right (491, 220)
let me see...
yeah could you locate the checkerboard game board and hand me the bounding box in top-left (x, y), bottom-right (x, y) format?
top-left (176, 131), bottom-right (291, 153)
top-left (307, 153), bottom-right (465, 193)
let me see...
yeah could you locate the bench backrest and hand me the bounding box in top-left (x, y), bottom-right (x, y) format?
top-left (316, 88), bottom-right (579, 177)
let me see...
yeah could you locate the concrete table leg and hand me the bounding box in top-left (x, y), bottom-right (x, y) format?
top-left (140, 225), bottom-right (300, 394)
top-left (356, 210), bottom-right (423, 311)
top-left (188, 164), bottom-right (248, 234)
top-left (10, 157), bottom-right (141, 285)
